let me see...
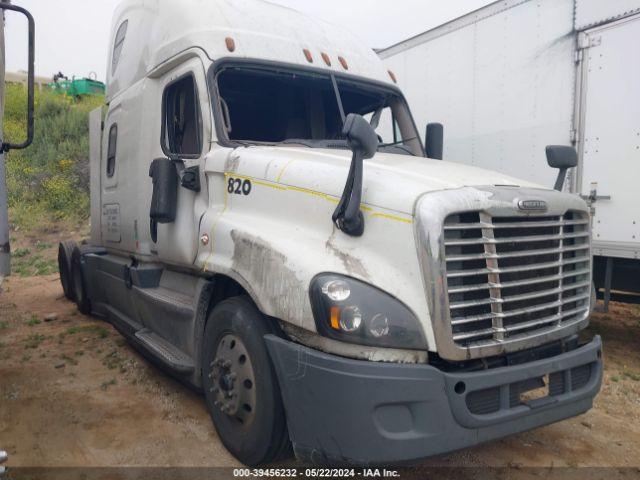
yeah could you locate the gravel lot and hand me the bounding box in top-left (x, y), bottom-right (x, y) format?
top-left (1, 237), bottom-right (639, 478)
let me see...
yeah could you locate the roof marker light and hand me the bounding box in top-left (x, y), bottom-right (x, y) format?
top-left (225, 37), bottom-right (236, 52)
top-left (388, 70), bottom-right (397, 83)
top-left (303, 48), bottom-right (314, 63)
top-left (338, 56), bottom-right (349, 70)
top-left (321, 53), bottom-right (332, 67)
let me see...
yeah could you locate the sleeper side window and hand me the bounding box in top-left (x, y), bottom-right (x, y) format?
top-left (106, 124), bottom-right (117, 178)
top-left (162, 75), bottom-right (202, 157)
top-left (111, 20), bottom-right (128, 75)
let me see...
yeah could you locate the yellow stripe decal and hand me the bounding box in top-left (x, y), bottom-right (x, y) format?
top-left (223, 172), bottom-right (413, 224)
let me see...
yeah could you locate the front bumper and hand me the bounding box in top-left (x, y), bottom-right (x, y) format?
top-left (265, 335), bottom-right (602, 466)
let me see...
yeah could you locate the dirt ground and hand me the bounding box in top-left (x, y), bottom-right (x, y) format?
top-left (1, 232), bottom-right (640, 477)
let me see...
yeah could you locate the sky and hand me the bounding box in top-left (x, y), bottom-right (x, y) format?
top-left (5, 0), bottom-right (494, 82)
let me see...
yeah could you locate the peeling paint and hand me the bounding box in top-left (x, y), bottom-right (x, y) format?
top-left (224, 152), bottom-right (241, 173)
top-left (230, 229), bottom-right (311, 325)
top-left (325, 229), bottom-right (369, 280)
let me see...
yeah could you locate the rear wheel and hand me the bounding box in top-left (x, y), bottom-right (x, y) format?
top-left (58, 240), bottom-right (77, 300)
top-left (71, 246), bottom-right (91, 314)
top-left (202, 296), bottom-right (290, 466)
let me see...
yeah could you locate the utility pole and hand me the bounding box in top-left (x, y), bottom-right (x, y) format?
top-left (0, 1), bottom-right (9, 284)
top-left (0, 0), bottom-right (35, 291)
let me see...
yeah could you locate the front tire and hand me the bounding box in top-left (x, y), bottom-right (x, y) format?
top-left (202, 296), bottom-right (290, 466)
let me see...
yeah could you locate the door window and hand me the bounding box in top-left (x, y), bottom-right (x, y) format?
top-left (162, 75), bottom-right (202, 157)
top-left (106, 124), bottom-right (117, 177)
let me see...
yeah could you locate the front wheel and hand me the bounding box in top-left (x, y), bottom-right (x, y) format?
top-left (202, 296), bottom-right (290, 466)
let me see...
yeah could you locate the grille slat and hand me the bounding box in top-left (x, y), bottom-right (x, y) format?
top-left (446, 244), bottom-right (589, 262)
top-left (445, 219), bottom-right (589, 230)
top-left (446, 256), bottom-right (589, 278)
top-left (447, 268), bottom-right (591, 294)
top-left (444, 231), bottom-right (589, 247)
top-left (444, 211), bottom-right (591, 347)
top-left (450, 281), bottom-right (592, 310)
top-left (450, 293), bottom-right (590, 327)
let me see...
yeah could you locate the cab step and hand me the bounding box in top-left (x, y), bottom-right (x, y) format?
top-left (135, 329), bottom-right (195, 373)
top-left (133, 285), bottom-right (195, 318)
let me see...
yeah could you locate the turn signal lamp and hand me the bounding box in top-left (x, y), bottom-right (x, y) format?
top-left (303, 48), bottom-right (314, 63)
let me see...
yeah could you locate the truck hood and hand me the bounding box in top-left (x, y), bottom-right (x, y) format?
top-left (233, 146), bottom-right (545, 215)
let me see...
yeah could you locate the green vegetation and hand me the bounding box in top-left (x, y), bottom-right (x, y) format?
top-left (60, 353), bottom-right (78, 366)
top-left (26, 314), bottom-right (42, 327)
top-left (0, 321), bottom-right (8, 330)
top-left (623, 371), bottom-right (640, 382)
top-left (24, 333), bottom-right (46, 349)
top-left (64, 324), bottom-right (109, 339)
top-left (11, 252), bottom-right (57, 277)
top-left (4, 83), bottom-right (104, 228)
top-left (100, 378), bottom-right (117, 390)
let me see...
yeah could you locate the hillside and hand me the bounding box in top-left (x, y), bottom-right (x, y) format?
top-left (4, 84), bottom-right (103, 230)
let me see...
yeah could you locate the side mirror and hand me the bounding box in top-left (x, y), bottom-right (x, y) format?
top-left (149, 158), bottom-right (178, 242)
top-left (332, 114), bottom-right (379, 237)
top-left (343, 113), bottom-right (379, 160)
top-left (0, 3), bottom-right (35, 153)
top-left (425, 123), bottom-right (443, 160)
top-left (546, 145), bottom-right (577, 191)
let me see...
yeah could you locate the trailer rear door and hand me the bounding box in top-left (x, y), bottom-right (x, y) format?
top-left (579, 14), bottom-right (640, 259)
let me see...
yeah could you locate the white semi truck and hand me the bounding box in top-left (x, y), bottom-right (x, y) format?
top-left (59, 0), bottom-right (602, 466)
top-left (380, 0), bottom-right (640, 310)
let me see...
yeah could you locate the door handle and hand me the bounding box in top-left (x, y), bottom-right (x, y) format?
top-left (581, 183), bottom-right (611, 203)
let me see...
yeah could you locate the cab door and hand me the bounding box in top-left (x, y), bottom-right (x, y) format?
top-left (154, 57), bottom-right (211, 266)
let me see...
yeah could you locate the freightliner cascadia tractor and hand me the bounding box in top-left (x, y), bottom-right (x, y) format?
top-left (58, 0), bottom-right (602, 466)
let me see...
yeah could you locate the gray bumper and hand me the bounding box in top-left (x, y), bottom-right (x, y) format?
top-left (265, 335), bottom-right (602, 466)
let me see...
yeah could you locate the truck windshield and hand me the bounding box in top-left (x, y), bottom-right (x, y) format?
top-left (214, 65), bottom-right (423, 156)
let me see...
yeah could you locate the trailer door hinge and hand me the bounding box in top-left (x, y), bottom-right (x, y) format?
top-left (570, 129), bottom-right (578, 143)
top-left (575, 49), bottom-right (583, 64)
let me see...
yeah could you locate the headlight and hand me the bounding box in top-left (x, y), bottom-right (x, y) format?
top-left (309, 274), bottom-right (427, 350)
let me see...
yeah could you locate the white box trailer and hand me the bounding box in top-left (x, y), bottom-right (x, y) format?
top-left (380, 0), bottom-right (640, 306)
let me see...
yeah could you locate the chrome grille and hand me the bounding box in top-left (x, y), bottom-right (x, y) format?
top-left (443, 211), bottom-right (591, 347)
